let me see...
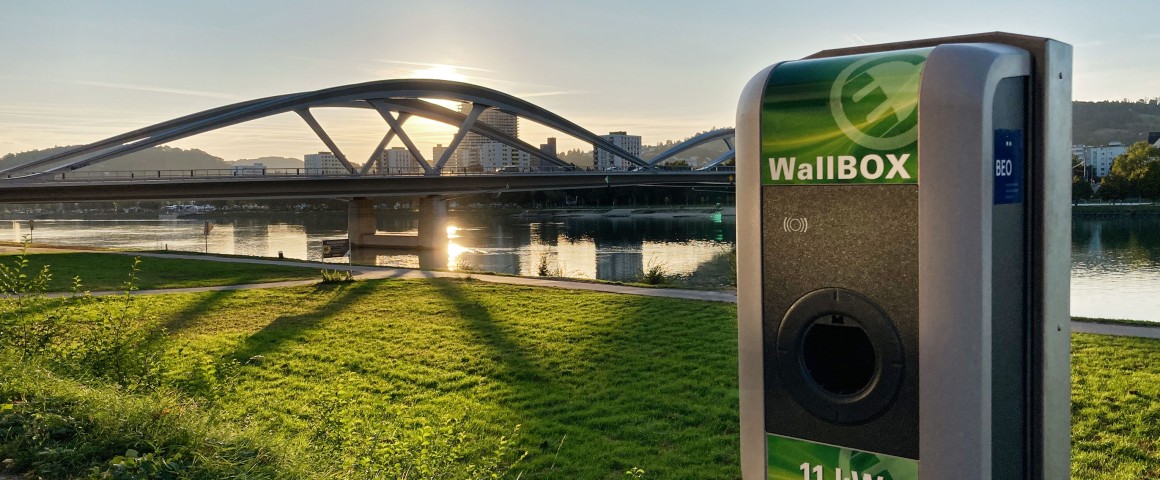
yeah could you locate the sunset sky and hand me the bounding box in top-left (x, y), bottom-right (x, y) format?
top-left (2, 0), bottom-right (1157, 163)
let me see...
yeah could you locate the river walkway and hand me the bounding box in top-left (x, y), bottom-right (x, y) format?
top-left (20, 248), bottom-right (1160, 340)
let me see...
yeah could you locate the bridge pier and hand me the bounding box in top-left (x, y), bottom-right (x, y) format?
top-left (347, 196), bottom-right (448, 250)
top-left (351, 246), bottom-right (449, 271)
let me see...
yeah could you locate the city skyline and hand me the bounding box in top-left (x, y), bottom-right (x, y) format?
top-left (2, 0), bottom-right (1157, 162)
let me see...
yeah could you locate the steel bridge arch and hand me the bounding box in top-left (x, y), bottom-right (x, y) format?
top-left (0, 79), bottom-right (656, 177)
top-left (644, 128), bottom-right (735, 169)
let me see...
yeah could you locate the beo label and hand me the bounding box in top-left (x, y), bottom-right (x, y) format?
top-left (761, 49), bottom-right (931, 185)
top-left (993, 129), bottom-right (1024, 204)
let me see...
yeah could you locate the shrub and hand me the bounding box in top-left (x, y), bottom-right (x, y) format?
top-left (320, 269), bottom-right (355, 283)
top-left (639, 263), bottom-right (669, 286)
top-left (0, 250), bottom-right (165, 391)
top-left (0, 354), bottom-right (302, 479)
top-left (537, 253), bottom-right (560, 277)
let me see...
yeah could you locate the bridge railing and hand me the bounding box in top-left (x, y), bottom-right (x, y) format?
top-left (8, 165), bottom-right (733, 182)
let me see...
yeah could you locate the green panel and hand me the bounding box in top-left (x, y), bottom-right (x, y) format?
top-left (761, 48), bottom-right (931, 185)
top-left (767, 434), bottom-right (918, 480)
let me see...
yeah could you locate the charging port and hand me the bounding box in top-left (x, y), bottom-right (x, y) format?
top-left (802, 317), bottom-right (877, 396)
top-left (776, 288), bottom-right (904, 425)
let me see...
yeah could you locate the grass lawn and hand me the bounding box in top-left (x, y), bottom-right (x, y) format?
top-left (0, 252), bottom-right (323, 291)
top-left (3, 278), bottom-right (740, 478)
top-left (1071, 333), bottom-right (1160, 479)
top-left (2, 277), bottom-right (1158, 478)
top-left (154, 279), bottom-right (741, 478)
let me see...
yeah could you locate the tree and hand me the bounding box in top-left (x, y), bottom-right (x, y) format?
top-left (1105, 141), bottom-right (1160, 199)
top-left (1072, 176), bottom-right (1093, 204)
top-left (1098, 172), bottom-right (1130, 202)
top-left (1141, 162), bottom-right (1160, 199)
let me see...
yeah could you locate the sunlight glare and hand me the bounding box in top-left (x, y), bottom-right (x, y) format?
top-left (447, 241), bottom-right (470, 270)
top-left (408, 65), bottom-right (467, 83)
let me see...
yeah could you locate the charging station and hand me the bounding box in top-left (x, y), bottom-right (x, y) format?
top-left (735, 33), bottom-right (1072, 479)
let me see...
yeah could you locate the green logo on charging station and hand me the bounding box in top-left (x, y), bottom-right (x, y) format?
top-left (761, 48), bottom-right (931, 185)
top-left (767, 434), bottom-right (918, 480)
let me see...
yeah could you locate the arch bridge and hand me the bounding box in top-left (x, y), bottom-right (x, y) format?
top-left (0, 79), bottom-right (735, 249)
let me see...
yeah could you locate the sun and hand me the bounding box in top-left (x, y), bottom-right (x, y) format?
top-left (408, 65), bottom-right (467, 82)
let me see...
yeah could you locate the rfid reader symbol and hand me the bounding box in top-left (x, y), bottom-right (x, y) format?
top-left (783, 217), bottom-right (809, 233)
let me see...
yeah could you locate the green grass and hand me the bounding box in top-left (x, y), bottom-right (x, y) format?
top-left (2, 275), bottom-right (1158, 478)
top-left (3, 278), bottom-right (740, 479)
top-left (157, 279), bottom-right (740, 478)
top-left (0, 354), bottom-right (308, 479)
top-left (1071, 333), bottom-right (1160, 479)
top-left (0, 252), bottom-right (322, 291)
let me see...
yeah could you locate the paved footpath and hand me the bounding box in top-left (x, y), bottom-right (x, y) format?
top-left (1071, 320), bottom-right (1160, 340)
top-left (84, 251), bottom-right (738, 303)
top-left (30, 249), bottom-right (1160, 339)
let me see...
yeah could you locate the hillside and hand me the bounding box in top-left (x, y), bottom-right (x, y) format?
top-left (0, 147), bottom-right (303, 173)
top-left (1073, 99), bottom-right (1160, 146)
top-left (0, 146), bottom-right (230, 172)
top-left (232, 156), bottom-right (304, 169)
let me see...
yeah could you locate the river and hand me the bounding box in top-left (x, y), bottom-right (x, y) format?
top-left (0, 210), bottom-right (1156, 322)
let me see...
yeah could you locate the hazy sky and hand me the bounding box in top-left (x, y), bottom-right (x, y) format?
top-left (1, 0), bottom-right (1157, 162)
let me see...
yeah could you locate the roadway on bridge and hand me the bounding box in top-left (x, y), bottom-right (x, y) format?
top-left (0, 171), bottom-right (734, 202)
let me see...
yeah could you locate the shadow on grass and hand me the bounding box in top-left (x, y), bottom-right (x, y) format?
top-left (422, 280), bottom-right (740, 478)
top-left (228, 281), bottom-right (376, 363)
top-left (413, 277), bottom-right (740, 477)
top-left (427, 278), bottom-right (547, 385)
top-left (160, 288), bottom-right (239, 334)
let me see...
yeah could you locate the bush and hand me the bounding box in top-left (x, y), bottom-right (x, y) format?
top-left (536, 254), bottom-right (560, 277)
top-left (320, 269), bottom-right (355, 283)
top-left (0, 354), bottom-right (302, 479)
top-left (0, 248), bottom-right (67, 357)
top-left (639, 263), bottom-right (669, 286)
top-left (0, 252), bottom-right (167, 391)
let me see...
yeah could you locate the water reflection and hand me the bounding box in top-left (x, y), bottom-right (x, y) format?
top-left (4, 211), bottom-right (1160, 321)
top-left (1071, 216), bottom-right (1160, 322)
top-left (0, 212), bottom-right (734, 285)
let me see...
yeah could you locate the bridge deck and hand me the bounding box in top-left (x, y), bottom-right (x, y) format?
top-left (0, 171), bottom-right (734, 202)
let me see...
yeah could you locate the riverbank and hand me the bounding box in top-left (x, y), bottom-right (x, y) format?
top-left (0, 249), bottom-right (322, 291)
top-left (1073, 202), bottom-right (1160, 216)
top-left (7, 248), bottom-right (1159, 333)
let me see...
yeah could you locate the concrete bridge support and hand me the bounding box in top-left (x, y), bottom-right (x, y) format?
top-left (347, 195), bottom-right (448, 249)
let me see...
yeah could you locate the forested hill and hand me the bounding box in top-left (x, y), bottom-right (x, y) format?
top-left (1073, 99), bottom-right (1160, 146)
top-left (0, 146), bottom-right (303, 172)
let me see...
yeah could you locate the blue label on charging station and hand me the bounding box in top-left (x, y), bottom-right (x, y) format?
top-left (994, 129), bottom-right (1024, 205)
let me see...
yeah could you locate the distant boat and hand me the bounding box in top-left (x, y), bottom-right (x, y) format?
top-left (159, 204), bottom-right (213, 220)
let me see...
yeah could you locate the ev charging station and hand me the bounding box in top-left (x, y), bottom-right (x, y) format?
top-left (735, 33), bottom-right (1072, 480)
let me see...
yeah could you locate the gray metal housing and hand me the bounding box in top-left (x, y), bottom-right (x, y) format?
top-left (736, 33), bottom-right (1072, 479)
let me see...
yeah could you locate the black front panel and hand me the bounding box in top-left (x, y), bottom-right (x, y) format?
top-left (991, 75), bottom-right (1030, 480)
top-left (762, 184), bottom-right (919, 459)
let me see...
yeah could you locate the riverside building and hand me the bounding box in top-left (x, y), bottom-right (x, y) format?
top-left (594, 131), bottom-right (642, 171)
